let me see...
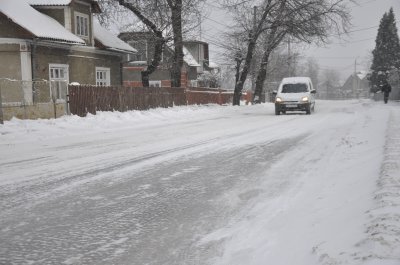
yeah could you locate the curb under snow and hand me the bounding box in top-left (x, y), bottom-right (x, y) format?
top-left (360, 109), bottom-right (400, 263)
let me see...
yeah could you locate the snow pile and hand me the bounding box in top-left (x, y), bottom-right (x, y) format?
top-left (358, 109), bottom-right (400, 262)
top-left (0, 104), bottom-right (243, 141)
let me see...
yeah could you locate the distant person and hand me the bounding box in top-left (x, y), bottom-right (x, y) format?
top-left (379, 80), bottom-right (391, 104)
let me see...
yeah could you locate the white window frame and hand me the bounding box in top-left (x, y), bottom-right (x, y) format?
top-left (49, 64), bottom-right (69, 102)
top-left (190, 80), bottom-right (198, 88)
top-left (96, 67), bottom-right (111, 86)
top-left (149, 81), bottom-right (161, 87)
top-left (74, 11), bottom-right (89, 39)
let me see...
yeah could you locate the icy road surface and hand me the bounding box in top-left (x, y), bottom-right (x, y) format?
top-left (0, 100), bottom-right (399, 265)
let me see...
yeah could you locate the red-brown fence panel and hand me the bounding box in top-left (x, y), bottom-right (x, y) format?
top-left (69, 85), bottom-right (188, 116)
top-left (68, 85), bottom-right (233, 117)
top-left (186, 87), bottom-right (234, 105)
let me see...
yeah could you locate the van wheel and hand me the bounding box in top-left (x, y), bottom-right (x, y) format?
top-left (275, 106), bottom-right (281, 115)
top-left (306, 105), bottom-right (311, 115)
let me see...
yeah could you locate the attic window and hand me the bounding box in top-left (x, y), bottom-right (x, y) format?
top-left (75, 12), bottom-right (89, 38)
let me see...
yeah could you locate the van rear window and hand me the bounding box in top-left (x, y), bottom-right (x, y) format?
top-left (282, 83), bottom-right (308, 93)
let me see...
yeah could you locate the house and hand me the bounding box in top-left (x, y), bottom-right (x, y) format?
top-left (341, 71), bottom-right (370, 99)
top-left (118, 32), bottom-right (218, 88)
top-left (0, 0), bottom-right (136, 119)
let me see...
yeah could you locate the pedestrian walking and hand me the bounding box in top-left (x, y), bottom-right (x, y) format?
top-left (379, 80), bottom-right (392, 104)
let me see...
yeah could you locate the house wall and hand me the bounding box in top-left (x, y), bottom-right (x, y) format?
top-left (2, 103), bottom-right (66, 120)
top-left (119, 32), bottom-right (154, 63)
top-left (36, 8), bottom-right (65, 26)
top-left (122, 66), bottom-right (172, 87)
top-left (184, 41), bottom-right (209, 74)
top-left (0, 44), bottom-right (27, 103)
top-left (341, 75), bottom-right (370, 99)
top-left (33, 45), bottom-right (122, 87)
top-left (0, 44), bottom-right (21, 79)
top-left (69, 49), bottom-right (122, 85)
top-left (0, 14), bottom-right (33, 39)
top-left (70, 2), bottom-right (93, 46)
top-left (187, 67), bottom-right (197, 80)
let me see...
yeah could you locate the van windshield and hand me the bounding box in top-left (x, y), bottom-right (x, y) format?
top-left (281, 83), bottom-right (308, 93)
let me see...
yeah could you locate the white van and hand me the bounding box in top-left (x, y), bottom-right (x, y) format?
top-left (273, 77), bottom-right (316, 115)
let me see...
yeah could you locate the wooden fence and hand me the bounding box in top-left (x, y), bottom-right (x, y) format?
top-left (68, 85), bottom-right (234, 117)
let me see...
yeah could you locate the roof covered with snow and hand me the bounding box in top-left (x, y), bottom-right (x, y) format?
top-left (183, 46), bottom-right (201, 67)
top-left (0, 0), bottom-right (85, 44)
top-left (356, 71), bottom-right (368, 80)
top-left (27, 0), bottom-right (72, 5)
top-left (208, 61), bottom-right (219, 69)
top-left (280, 77), bottom-right (312, 84)
top-left (94, 22), bottom-right (137, 53)
top-left (0, 0), bottom-right (134, 52)
top-left (26, 0), bottom-right (101, 13)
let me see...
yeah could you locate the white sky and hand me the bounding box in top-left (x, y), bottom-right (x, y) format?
top-left (201, 0), bottom-right (400, 81)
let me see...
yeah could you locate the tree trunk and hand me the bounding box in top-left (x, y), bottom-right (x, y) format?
top-left (253, 51), bottom-right (270, 103)
top-left (253, 26), bottom-right (285, 103)
top-left (116, 0), bottom-right (164, 87)
top-left (142, 34), bottom-right (165, 87)
top-left (168, 0), bottom-right (184, 88)
top-left (233, 39), bottom-right (257, 105)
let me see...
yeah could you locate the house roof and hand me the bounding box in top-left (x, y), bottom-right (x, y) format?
top-left (94, 21), bottom-right (137, 53)
top-left (0, 0), bottom-right (85, 44)
top-left (208, 61), bottom-right (219, 69)
top-left (27, 0), bottom-right (101, 13)
top-left (0, 0), bottom-right (134, 53)
top-left (27, 0), bottom-right (72, 5)
top-left (356, 71), bottom-right (368, 80)
top-left (183, 46), bottom-right (201, 67)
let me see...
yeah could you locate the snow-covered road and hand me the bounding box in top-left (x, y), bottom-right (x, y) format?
top-left (0, 100), bottom-right (399, 265)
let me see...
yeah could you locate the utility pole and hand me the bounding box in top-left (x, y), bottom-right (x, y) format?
top-left (251, 6), bottom-right (257, 91)
top-left (287, 37), bottom-right (291, 76)
top-left (0, 81), bottom-right (4, 124)
top-left (353, 57), bottom-right (358, 98)
top-left (199, 13), bottom-right (202, 41)
top-left (253, 6), bottom-right (257, 32)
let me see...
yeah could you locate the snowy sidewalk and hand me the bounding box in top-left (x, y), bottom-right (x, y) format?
top-left (359, 108), bottom-right (400, 264)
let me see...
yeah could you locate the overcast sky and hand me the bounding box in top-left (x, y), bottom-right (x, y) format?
top-left (201, 0), bottom-right (400, 81)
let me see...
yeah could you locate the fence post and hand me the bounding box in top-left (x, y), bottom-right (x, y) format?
top-left (0, 81), bottom-right (4, 124)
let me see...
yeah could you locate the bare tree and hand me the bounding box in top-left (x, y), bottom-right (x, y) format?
top-left (97, 0), bottom-right (205, 87)
top-left (222, 0), bottom-right (351, 105)
top-left (166, 0), bottom-right (184, 87)
top-left (97, 0), bottom-right (166, 87)
top-left (297, 57), bottom-right (320, 90)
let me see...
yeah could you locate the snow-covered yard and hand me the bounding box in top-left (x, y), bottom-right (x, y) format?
top-left (0, 100), bottom-right (399, 265)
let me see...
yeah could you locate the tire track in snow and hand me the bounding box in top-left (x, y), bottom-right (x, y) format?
top-left (0, 114), bottom-right (302, 213)
top-left (0, 136), bottom-right (305, 265)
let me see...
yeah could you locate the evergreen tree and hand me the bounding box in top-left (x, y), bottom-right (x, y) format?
top-left (369, 8), bottom-right (400, 91)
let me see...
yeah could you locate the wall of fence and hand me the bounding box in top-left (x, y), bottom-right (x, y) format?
top-left (68, 85), bottom-right (234, 117)
top-left (0, 79), bottom-right (68, 123)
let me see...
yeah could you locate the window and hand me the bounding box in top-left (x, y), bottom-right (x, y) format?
top-left (127, 40), bottom-right (148, 61)
top-left (149, 81), bottom-right (161, 87)
top-left (96, 67), bottom-right (110, 86)
top-left (75, 12), bottom-right (89, 38)
top-left (281, 83), bottom-right (308, 93)
top-left (49, 64), bottom-right (69, 101)
top-left (190, 80), bottom-right (198, 88)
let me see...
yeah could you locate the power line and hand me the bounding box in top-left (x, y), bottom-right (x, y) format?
top-left (204, 1), bottom-right (223, 10)
top-left (202, 14), bottom-right (234, 29)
